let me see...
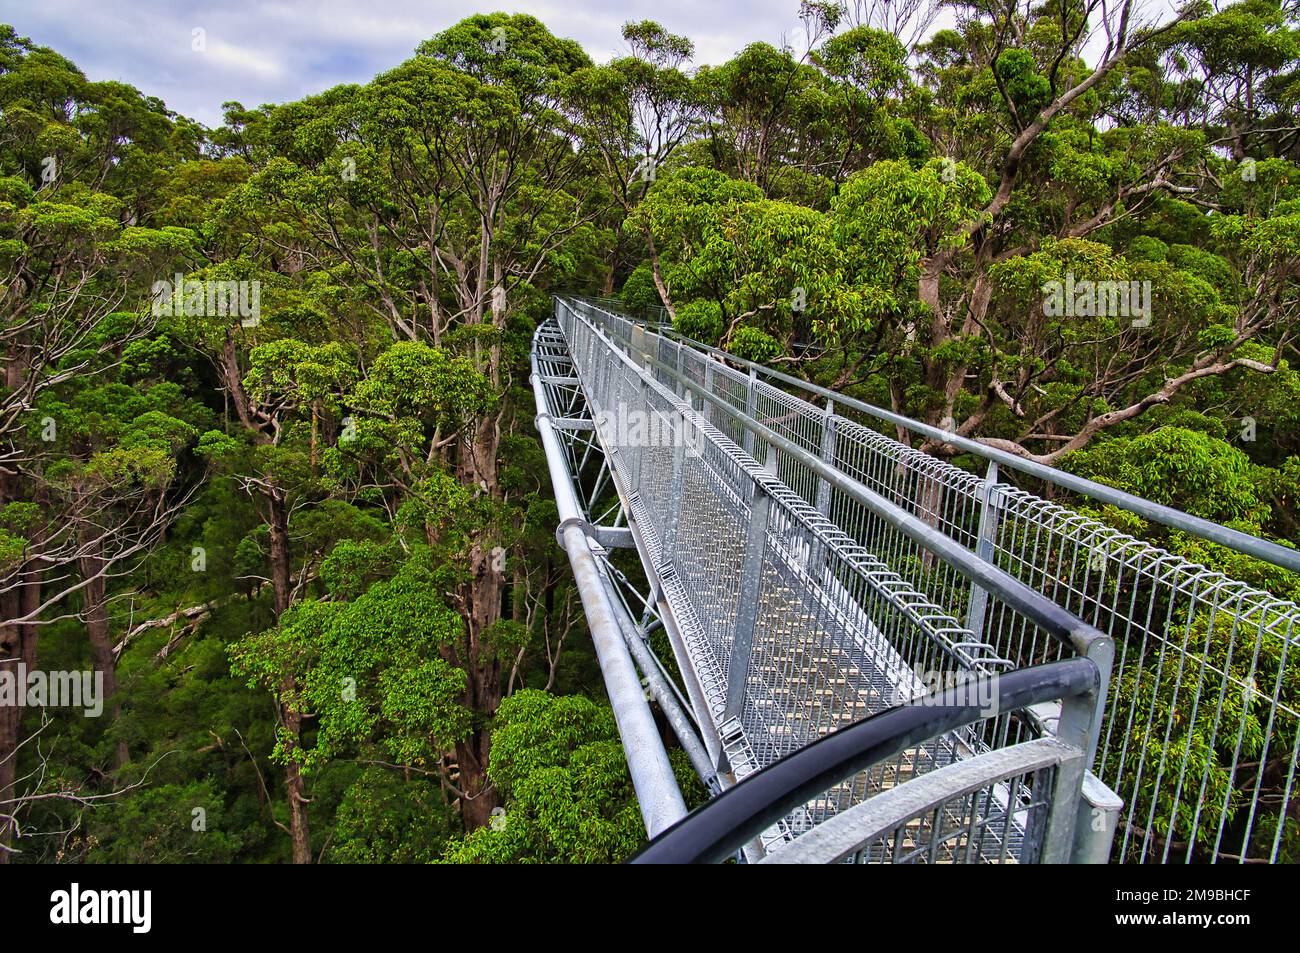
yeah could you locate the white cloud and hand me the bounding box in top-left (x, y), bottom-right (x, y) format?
top-left (201, 37), bottom-right (284, 78)
top-left (6, 1), bottom-right (810, 125)
top-left (3, 1), bottom-right (1184, 125)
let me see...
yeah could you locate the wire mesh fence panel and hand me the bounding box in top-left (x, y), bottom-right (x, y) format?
top-left (567, 295), bottom-right (1300, 864)
top-left (840, 761), bottom-right (1058, 864)
top-left (556, 298), bottom-right (1112, 856)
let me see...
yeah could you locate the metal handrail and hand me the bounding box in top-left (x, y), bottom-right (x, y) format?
top-left (572, 296), bottom-right (1300, 575)
top-left (758, 737), bottom-right (1090, 864)
top-left (562, 296), bottom-right (1115, 757)
top-left (556, 295), bottom-right (1300, 863)
top-left (629, 658), bottom-right (1100, 864)
top-left (531, 323), bottom-right (688, 835)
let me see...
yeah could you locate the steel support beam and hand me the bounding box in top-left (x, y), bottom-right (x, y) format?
top-left (531, 333), bottom-right (688, 837)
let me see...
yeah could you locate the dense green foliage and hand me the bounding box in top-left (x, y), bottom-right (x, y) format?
top-left (1, 1), bottom-right (1298, 864)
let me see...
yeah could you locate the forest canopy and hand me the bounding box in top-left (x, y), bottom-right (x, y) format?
top-left (1, 0), bottom-right (1298, 864)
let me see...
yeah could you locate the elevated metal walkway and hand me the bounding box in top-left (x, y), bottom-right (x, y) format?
top-left (531, 296), bottom-right (1300, 864)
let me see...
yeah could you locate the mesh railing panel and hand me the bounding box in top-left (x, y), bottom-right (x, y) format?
top-left (556, 299), bottom-right (1102, 855)
top-left (571, 295), bottom-right (1300, 864)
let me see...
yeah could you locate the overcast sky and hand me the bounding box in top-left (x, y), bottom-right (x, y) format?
top-left (3, 1), bottom-right (833, 126)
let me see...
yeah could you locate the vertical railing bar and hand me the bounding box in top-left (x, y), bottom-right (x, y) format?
top-left (724, 483), bottom-right (772, 723)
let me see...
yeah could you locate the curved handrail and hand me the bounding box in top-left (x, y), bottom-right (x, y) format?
top-left (628, 658), bottom-right (1099, 864)
top-left (758, 737), bottom-right (1082, 864)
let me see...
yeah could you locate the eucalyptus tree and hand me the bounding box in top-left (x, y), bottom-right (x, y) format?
top-left (696, 43), bottom-right (830, 195)
top-left (564, 20), bottom-right (701, 303)
top-left (440, 689), bottom-right (659, 862)
top-left (752, 0), bottom-right (1297, 463)
top-left (173, 271), bottom-right (364, 862)
top-left (358, 12), bottom-right (596, 829)
top-left (224, 13), bottom-right (599, 830)
top-left (630, 166), bottom-right (865, 357)
top-left (632, 0), bottom-right (1297, 474)
top-left (810, 25), bottom-right (922, 189)
top-left (843, 0), bottom-right (943, 52)
top-left (691, 3), bottom-right (844, 195)
top-left (870, 0), bottom-right (1300, 463)
top-left (0, 33), bottom-right (205, 858)
top-left (1152, 0), bottom-right (1300, 161)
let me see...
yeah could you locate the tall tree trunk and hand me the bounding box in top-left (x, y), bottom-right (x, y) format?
top-left (266, 490), bottom-right (311, 862)
top-left (0, 593), bottom-right (27, 863)
top-left (0, 466), bottom-right (41, 863)
top-left (453, 407), bottom-right (505, 830)
top-left (280, 705), bottom-right (312, 864)
top-left (458, 531), bottom-right (504, 829)
top-left (267, 491), bottom-right (292, 618)
top-left (643, 227), bottom-right (677, 321)
top-left (221, 331), bottom-right (256, 431)
top-left (454, 724), bottom-right (497, 830)
top-left (603, 224), bottom-right (629, 297)
top-left (0, 572), bottom-right (41, 863)
top-left (77, 543), bottom-right (128, 768)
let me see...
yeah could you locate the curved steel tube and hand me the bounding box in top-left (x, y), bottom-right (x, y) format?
top-left (629, 658), bottom-right (1099, 864)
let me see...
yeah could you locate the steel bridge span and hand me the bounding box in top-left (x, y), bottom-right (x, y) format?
top-left (530, 296), bottom-right (1300, 864)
